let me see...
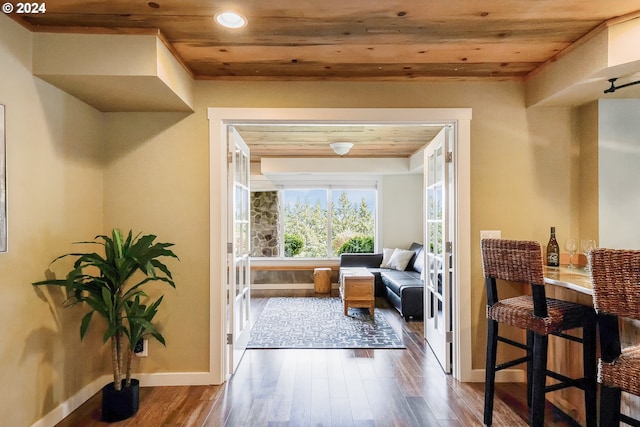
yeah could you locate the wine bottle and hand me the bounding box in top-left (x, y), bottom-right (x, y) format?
top-left (546, 226), bottom-right (560, 267)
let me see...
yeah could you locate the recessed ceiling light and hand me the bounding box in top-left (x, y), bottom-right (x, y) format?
top-left (215, 11), bottom-right (247, 29)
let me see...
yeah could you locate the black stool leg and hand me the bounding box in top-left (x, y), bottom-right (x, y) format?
top-left (484, 319), bottom-right (498, 426)
top-left (598, 313), bottom-right (623, 427)
top-left (526, 330), bottom-right (534, 407)
top-left (599, 385), bottom-right (621, 427)
top-left (530, 333), bottom-right (548, 427)
top-left (582, 316), bottom-right (597, 427)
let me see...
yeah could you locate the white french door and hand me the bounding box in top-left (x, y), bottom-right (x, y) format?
top-left (424, 127), bottom-right (454, 373)
top-left (210, 107), bottom-right (472, 383)
top-left (226, 127), bottom-right (251, 376)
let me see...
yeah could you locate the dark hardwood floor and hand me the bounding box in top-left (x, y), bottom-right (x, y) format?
top-left (55, 290), bottom-right (579, 426)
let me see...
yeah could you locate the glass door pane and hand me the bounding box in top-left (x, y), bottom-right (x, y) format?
top-left (424, 128), bottom-right (453, 373)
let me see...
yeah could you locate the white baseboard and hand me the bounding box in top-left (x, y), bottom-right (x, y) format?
top-left (31, 372), bottom-right (214, 427)
top-left (137, 371), bottom-right (213, 387)
top-left (31, 374), bottom-right (111, 427)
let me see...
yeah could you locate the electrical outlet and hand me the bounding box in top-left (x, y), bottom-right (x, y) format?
top-left (480, 230), bottom-right (501, 239)
top-left (134, 338), bottom-right (148, 357)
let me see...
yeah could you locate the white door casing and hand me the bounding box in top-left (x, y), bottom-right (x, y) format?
top-left (208, 108), bottom-right (472, 384)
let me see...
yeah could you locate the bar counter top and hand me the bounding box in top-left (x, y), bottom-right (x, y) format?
top-left (544, 265), bottom-right (592, 295)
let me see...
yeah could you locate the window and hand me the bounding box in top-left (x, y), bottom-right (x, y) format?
top-left (283, 187), bottom-right (376, 258)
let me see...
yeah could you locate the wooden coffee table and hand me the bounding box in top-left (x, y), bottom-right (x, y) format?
top-left (339, 267), bottom-right (375, 316)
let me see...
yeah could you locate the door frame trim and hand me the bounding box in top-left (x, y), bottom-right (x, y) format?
top-left (208, 107), bottom-right (473, 384)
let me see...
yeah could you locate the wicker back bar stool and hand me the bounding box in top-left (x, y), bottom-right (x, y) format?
top-left (590, 248), bottom-right (640, 427)
top-left (481, 239), bottom-right (597, 427)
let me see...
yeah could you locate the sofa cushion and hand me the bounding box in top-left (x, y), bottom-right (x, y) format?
top-left (386, 248), bottom-right (415, 271)
top-left (364, 268), bottom-right (388, 297)
top-left (411, 246), bottom-right (424, 274)
top-left (404, 242), bottom-right (424, 272)
top-left (380, 247), bottom-right (395, 267)
top-left (339, 253), bottom-right (383, 268)
top-left (367, 267), bottom-right (391, 275)
top-left (383, 270), bottom-right (424, 320)
top-left (381, 270), bottom-right (422, 296)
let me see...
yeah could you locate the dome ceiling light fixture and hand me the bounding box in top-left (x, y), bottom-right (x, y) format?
top-left (330, 142), bottom-right (353, 156)
top-left (215, 11), bottom-right (247, 29)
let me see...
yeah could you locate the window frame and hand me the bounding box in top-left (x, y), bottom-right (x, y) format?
top-left (280, 185), bottom-right (378, 258)
top-left (250, 176), bottom-right (381, 260)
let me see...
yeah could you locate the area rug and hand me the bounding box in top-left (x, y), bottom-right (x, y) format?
top-left (247, 297), bottom-right (405, 349)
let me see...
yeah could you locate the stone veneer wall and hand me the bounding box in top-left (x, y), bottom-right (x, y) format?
top-left (251, 191), bottom-right (280, 257)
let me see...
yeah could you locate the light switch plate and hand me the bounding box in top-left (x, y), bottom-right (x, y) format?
top-left (480, 230), bottom-right (501, 239)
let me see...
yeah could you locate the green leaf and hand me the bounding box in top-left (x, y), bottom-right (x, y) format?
top-left (80, 311), bottom-right (94, 340)
top-left (101, 287), bottom-right (113, 313)
top-left (150, 330), bottom-right (166, 346)
top-left (32, 279), bottom-right (67, 287)
top-left (112, 228), bottom-right (124, 258)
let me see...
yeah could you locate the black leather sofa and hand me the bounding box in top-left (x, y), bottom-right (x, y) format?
top-left (339, 242), bottom-right (424, 320)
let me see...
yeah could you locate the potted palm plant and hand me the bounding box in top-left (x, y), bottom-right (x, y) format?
top-left (32, 228), bottom-right (178, 422)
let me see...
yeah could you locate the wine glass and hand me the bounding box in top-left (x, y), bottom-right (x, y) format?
top-left (581, 239), bottom-right (596, 272)
top-left (565, 238), bottom-right (577, 268)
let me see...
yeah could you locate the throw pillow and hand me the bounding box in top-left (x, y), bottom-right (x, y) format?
top-left (380, 247), bottom-right (395, 267)
top-left (386, 248), bottom-right (415, 271)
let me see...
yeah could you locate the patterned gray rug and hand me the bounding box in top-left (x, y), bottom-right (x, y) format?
top-left (247, 297), bottom-right (405, 349)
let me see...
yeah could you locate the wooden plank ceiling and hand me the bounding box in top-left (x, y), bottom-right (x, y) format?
top-left (11, 1), bottom-right (639, 159)
top-left (234, 124), bottom-right (444, 161)
top-left (13, 0), bottom-right (640, 81)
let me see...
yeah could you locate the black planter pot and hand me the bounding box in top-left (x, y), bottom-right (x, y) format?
top-left (101, 379), bottom-right (140, 422)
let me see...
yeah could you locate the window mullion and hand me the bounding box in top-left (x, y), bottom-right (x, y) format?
top-left (327, 189), bottom-right (333, 257)
top-left (278, 188), bottom-right (284, 257)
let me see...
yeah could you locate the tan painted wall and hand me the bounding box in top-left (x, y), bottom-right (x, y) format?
top-left (0, 15), bottom-right (105, 427)
top-left (2, 12), bottom-right (581, 425)
top-left (102, 79), bottom-right (576, 376)
top-left (102, 111), bottom-right (209, 373)
top-left (578, 102), bottom-right (600, 243)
